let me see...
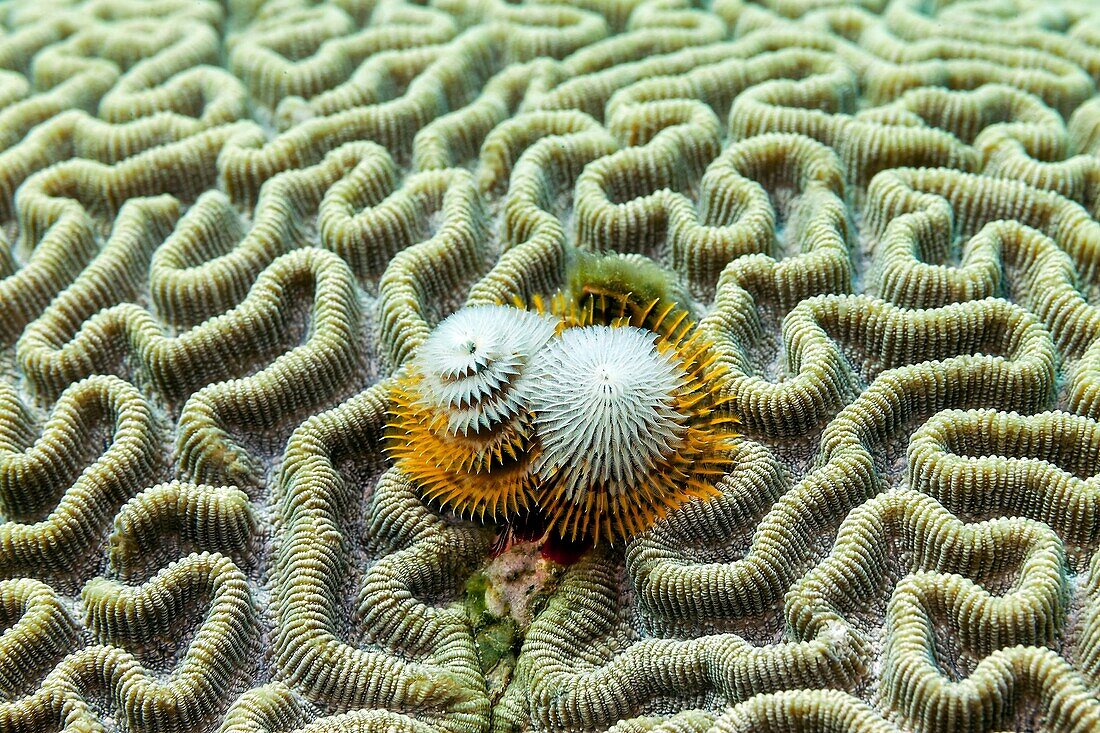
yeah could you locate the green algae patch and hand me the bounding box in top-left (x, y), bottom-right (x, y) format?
top-left (474, 617), bottom-right (519, 673)
top-left (463, 571), bottom-right (520, 676)
top-left (566, 250), bottom-right (682, 307)
top-left (464, 571), bottom-right (492, 625)
top-left (461, 544), bottom-right (566, 700)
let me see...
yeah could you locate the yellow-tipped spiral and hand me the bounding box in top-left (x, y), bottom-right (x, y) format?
top-left (386, 304), bottom-right (558, 521)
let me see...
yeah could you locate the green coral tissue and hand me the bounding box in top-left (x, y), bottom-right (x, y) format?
top-left (4, 0), bottom-right (1100, 731)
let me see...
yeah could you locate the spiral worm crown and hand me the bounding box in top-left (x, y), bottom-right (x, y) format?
top-left (386, 305), bottom-right (557, 520)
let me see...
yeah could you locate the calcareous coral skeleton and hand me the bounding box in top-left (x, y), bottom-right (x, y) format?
top-left (2, 0), bottom-right (1100, 732)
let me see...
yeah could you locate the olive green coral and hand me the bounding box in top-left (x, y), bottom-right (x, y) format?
top-left (3, 0), bottom-right (1100, 732)
top-left (273, 382), bottom-right (491, 729)
top-left (0, 374), bottom-right (160, 574)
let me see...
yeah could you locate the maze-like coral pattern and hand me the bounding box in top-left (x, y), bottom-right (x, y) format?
top-left (2, 0), bottom-right (1100, 731)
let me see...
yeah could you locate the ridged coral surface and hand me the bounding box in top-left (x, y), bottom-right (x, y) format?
top-left (4, 0), bottom-right (1100, 731)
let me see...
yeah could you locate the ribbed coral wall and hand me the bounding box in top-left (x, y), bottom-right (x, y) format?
top-left (1, 0), bottom-right (1100, 731)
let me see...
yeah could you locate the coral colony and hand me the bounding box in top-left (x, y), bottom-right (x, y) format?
top-left (3, 0), bottom-right (1100, 732)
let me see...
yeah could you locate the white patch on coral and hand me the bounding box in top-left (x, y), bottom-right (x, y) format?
top-left (482, 543), bottom-right (560, 627)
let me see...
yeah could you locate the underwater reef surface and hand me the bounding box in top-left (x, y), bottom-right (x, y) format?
top-left (2, 0), bottom-right (1100, 731)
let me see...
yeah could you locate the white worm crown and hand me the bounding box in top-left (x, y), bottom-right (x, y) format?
top-left (524, 325), bottom-right (687, 498)
top-left (414, 305), bottom-right (557, 435)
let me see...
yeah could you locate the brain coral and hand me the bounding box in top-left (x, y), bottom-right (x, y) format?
top-left (4, 0), bottom-right (1100, 732)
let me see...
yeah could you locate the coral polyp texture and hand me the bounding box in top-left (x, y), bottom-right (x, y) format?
top-left (6, 0), bottom-right (1100, 731)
